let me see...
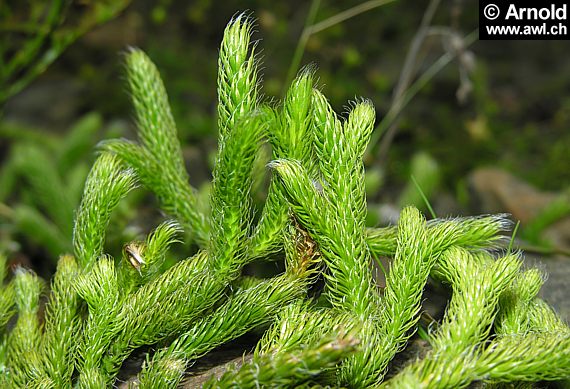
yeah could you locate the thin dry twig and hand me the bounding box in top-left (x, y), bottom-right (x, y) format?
top-left (373, 0), bottom-right (442, 163)
top-left (283, 0), bottom-right (396, 95)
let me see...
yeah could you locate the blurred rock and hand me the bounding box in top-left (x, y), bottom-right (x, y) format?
top-left (469, 167), bottom-right (570, 250)
top-left (468, 167), bottom-right (557, 223)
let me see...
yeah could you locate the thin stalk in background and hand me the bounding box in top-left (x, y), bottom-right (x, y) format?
top-left (370, 28), bottom-right (478, 162)
top-left (370, 0), bottom-right (477, 163)
top-left (0, 1), bottom-right (131, 105)
top-left (283, 0), bottom-right (396, 95)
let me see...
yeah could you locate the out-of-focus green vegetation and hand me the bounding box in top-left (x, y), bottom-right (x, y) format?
top-left (0, 0), bottom-right (132, 105)
top-left (0, 114), bottom-right (140, 273)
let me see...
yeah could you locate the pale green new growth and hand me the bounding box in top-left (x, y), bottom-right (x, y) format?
top-left (217, 14), bottom-right (259, 142)
top-left (31, 255), bottom-right (80, 388)
top-left (0, 255), bottom-right (15, 330)
top-left (204, 335), bottom-right (360, 389)
top-left (75, 256), bottom-right (121, 387)
top-left (249, 70), bottom-right (316, 258)
top-left (383, 249), bottom-right (521, 388)
top-left (4, 268), bottom-right (44, 387)
top-left (270, 92), bottom-right (377, 316)
top-left (103, 49), bottom-right (208, 245)
top-left (476, 332), bottom-right (570, 382)
top-left (138, 222), bottom-right (320, 388)
top-left (131, 220), bottom-right (183, 284)
top-left (73, 153), bottom-right (136, 269)
top-left (366, 213), bottom-right (511, 257)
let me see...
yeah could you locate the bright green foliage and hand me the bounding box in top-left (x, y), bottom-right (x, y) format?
top-left (74, 255), bottom-right (122, 387)
top-left (217, 14), bottom-right (259, 142)
top-left (270, 153), bottom-right (515, 386)
top-left (476, 332), bottom-right (570, 382)
top-left (252, 301), bottom-right (360, 388)
top-left (366, 214), bottom-right (511, 257)
top-left (270, 93), bottom-right (377, 316)
top-left (1, 12), bottom-right (569, 389)
top-left (131, 220), bottom-right (183, 284)
top-left (210, 13), bottom-right (265, 274)
top-left (100, 252), bottom-right (223, 381)
top-left (495, 268), bottom-right (546, 334)
top-left (30, 255), bottom-right (80, 388)
top-left (381, 247), bottom-right (570, 388)
top-left (3, 268), bottom-right (44, 387)
top-left (430, 250), bottom-right (521, 350)
top-left (349, 207), bottom-right (434, 385)
top-left (204, 334), bottom-right (360, 389)
top-left (382, 249), bottom-right (521, 388)
top-left (0, 255), bottom-right (15, 384)
top-left (102, 49), bottom-right (209, 245)
top-left (73, 153), bottom-right (137, 269)
top-left (474, 268), bottom-right (570, 385)
top-left (0, 255), bottom-right (15, 331)
top-left (526, 298), bottom-right (569, 332)
top-left (208, 113), bottom-right (265, 275)
top-left (249, 70), bottom-right (316, 258)
top-left (138, 223), bottom-right (320, 388)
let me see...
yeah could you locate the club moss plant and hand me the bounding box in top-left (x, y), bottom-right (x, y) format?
top-left (0, 13), bottom-right (569, 388)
